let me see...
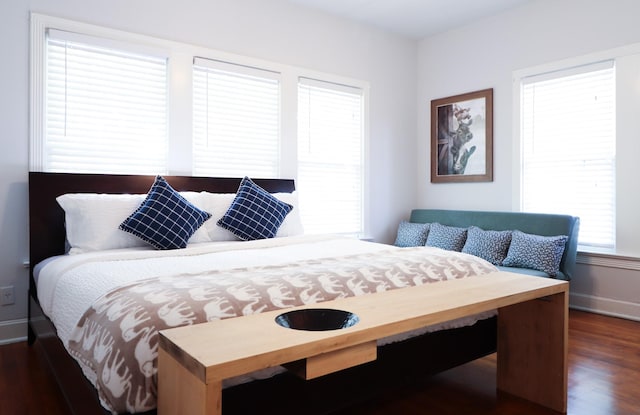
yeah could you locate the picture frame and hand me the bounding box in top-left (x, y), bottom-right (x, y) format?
top-left (430, 88), bottom-right (493, 183)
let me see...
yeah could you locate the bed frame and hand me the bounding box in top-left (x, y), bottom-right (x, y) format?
top-left (27, 171), bottom-right (497, 415)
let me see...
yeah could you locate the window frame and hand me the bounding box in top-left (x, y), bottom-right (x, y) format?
top-left (30, 13), bottom-right (370, 236)
top-left (518, 61), bottom-right (616, 250)
top-left (43, 28), bottom-right (171, 174)
top-left (192, 57), bottom-right (283, 179)
top-left (511, 49), bottom-right (640, 258)
top-left (297, 77), bottom-right (366, 236)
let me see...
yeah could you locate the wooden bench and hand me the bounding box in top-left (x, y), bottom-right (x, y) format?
top-left (158, 272), bottom-right (568, 414)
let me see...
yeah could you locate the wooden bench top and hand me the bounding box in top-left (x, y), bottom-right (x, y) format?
top-left (159, 272), bottom-right (568, 385)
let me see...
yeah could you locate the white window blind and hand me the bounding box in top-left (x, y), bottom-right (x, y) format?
top-left (192, 57), bottom-right (281, 178)
top-left (297, 78), bottom-right (364, 235)
top-left (44, 29), bottom-right (168, 174)
top-left (521, 61), bottom-right (616, 249)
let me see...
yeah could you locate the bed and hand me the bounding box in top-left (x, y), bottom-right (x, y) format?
top-left (28, 172), bottom-right (499, 415)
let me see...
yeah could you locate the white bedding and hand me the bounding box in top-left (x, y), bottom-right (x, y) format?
top-left (36, 234), bottom-right (498, 414)
top-left (38, 235), bottom-right (389, 343)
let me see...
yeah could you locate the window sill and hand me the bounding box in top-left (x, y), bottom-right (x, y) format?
top-left (576, 250), bottom-right (640, 271)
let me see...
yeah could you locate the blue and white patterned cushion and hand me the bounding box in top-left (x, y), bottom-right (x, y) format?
top-left (394, 221), bottom-right (430, 247)
top-left (217, 177), bottom-right (293, 241)
top-left (425, 222), bottom-right (468, 252)
top-left (502, 230), bottom-right (567, 276)
top-left (119, 176), bottom-right (212, 250)
top-left (462, 226), bottom-right (512, 265)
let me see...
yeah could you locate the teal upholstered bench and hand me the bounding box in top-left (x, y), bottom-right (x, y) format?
top-left (403, 209), bottom-right (580, 281)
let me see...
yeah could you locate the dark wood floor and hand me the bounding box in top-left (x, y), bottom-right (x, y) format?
top-left (2, 309), bottom-right (639, 414)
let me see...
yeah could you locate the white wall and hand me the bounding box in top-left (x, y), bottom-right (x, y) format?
top-left (0, 0), bottom-right (417, 342)
top-left (417, 0), bottom-right (640, 320)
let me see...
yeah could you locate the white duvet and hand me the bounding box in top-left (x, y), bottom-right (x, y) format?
top-left (38, 235), bottom-right (390, 344)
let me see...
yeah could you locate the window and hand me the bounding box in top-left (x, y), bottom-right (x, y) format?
top-left (31, 14), bottom-right (370, 236)
top-left (520, 61), bottom-right (616, 249)
top-left (40, 29), bottom-right (168, 174)
top-left (192, 58), bottom-right (281, 178)
top-left (297, 78), bottom-right (364, 235)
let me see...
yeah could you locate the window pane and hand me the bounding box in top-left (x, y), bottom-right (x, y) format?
top-left (45, 30), bottom-right (168, 174)
top-left (521, 62), bottom-right (615, 248)
top-left (298, 78), bottom-right (364, 235)
top-left (192, 58), bottom-right (280, 178)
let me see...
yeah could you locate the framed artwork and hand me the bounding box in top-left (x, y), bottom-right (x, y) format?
top-left (430, 88), bottom-right (493, 183)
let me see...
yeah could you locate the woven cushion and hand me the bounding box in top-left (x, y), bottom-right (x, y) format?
top-left (425, 222), bottom-right (468, 251)
top-left (217, 177), bottom-right (293, 241)
top-left (502, 230), bottom-right (567, 276)
top-left (462, 226), bottom-right (512, 265)
top-left (119, 176), bottom-right (212, 250)
top-left (394, 221), bottom-right (430, 247)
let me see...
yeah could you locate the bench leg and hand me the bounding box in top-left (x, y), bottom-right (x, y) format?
top-left (497, 291), bottom-right (568, 413)
top-left (158, 348), bottom-right (222, 415)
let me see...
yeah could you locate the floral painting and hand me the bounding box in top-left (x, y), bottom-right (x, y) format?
top-left (430, 89), bottom-right (493, 183)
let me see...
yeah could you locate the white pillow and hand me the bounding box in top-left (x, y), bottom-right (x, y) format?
top-left (273, 192), bottom-right (304, 237)
top-left (57, 192), bottom-right (212, 254)
top-left (197, 192), bottom-right (241, 241)
top-left (57, 193), bottom-right (148, 254)
top-left (198, 190), bottom-right (304, 241)
top-left (177, 191), bottom-right (212, 244)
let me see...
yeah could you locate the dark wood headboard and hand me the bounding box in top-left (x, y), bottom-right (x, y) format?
top-left (28, 172), bottom-right (295, 286)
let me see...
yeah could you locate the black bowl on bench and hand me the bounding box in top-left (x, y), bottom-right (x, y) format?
top-left (275, 308), bottom-right (359, 331)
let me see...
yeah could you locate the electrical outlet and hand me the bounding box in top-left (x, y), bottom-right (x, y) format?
top-left (0, 286), bottom-right (15, 306)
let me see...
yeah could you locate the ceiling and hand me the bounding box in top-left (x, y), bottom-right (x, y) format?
top-left (287, 0), bottom-right (533, 39)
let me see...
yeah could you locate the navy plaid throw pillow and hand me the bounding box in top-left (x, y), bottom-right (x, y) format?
top-left (119, 176), bottom-right (212, 250)
top-left (217, 177), bottom-right (293, 241)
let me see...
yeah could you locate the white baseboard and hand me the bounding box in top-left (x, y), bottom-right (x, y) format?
top-left (570, 292), bottom-right (640, 322)
top-left (0, 318), bottom-right (28, 345)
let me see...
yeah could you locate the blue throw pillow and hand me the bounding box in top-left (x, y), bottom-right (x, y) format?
top-left (462, 226), bottom-right (512, 265)
top-left (394, 221), bottom-right (430, 247)
top-left (502, 230), bottom-right (567, 277)
top-left (217, 177), bottom-right (293, 241)
top-left (119, 176), bottom-right (212, 250)
top-left (425, 222), bottom-right (468, 252)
